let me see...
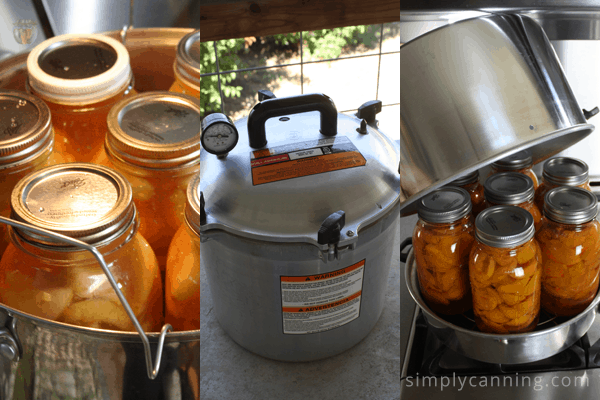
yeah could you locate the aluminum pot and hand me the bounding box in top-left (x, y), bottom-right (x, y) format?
top-left (0, 28), bottom-right (199, 399)
top-left (400, 13), bottom-right (595, 216)
top-left (401, 241), bottom-right (600, 364)
top-left (200, 94), bottom-right (400, 362)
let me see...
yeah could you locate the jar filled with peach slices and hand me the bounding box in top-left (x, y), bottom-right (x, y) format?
top-left (534, 157), bottom-right (591, 212)
top-left (483, 172), bottom-right (542, 231)
top-left (448, 170), bottom-right (486, 218)
top-left (0, 163), bottom-right (163, 332)
top-left (0, 90), bottom-right (75, 259)
top-left (166, 173), bottom-right (200, 331)
top-left (536, 187), bottom-right (600, 317)
top-left (103, 91), bottom-right (200, 272)
top-left (469, 206), bottom-right (542, 334)
top-left (169, 30), bottom-right (199, 99)
top-left (488, 149), bottom-right (539, 189)
top-left (26, 34), bottom-right (136, 163)
top-left (413, 187), bottom-right (475, 315)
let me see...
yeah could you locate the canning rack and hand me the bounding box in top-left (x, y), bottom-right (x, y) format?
top-left (0, 215), bottom-right (173, 380)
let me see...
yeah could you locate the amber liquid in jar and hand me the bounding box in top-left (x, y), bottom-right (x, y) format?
top-left (461, 181), bottom-right (486, 218)
top-left (536, 187), bottom-right (600, 317)
top-left (470, 238), bottom-right (542, 333)
top-left (0, 163), bottom-right (163, 332)
top-left (27, 34), bottom-right (137, 163)
top-left (166, 222), bottom-right (200, 331)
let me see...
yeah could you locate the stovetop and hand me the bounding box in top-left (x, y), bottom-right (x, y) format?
top-left (400, 306), bottom-right (600, 399)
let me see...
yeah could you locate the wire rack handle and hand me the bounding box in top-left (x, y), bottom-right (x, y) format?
top-left (0, 216), bottom-right (172, 380)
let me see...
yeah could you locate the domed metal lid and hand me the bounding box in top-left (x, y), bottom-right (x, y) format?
top-left (200, 101), bottom-right (400, 247)
top-left (0, 90), bottom-right (53, 168)
top-left (484, 172), bottom-right (535, 205)
top-left (491, 149), bottom-right (533, 170)
top-left (174, 30), bottom-right (199, 88)
top-left (449, 170), bottom-right (479, 186)
top-left (417, 187), bottom-right (472, 223)
top-left (106, 91), bottom-right (200, 169)
top-left (542, 157), bottom-right (589, 186)
top-left (10, 163), bottom-right (135, 247)
top-left (544, 186), bottom-right (598, 224)
top-left (475, 206), bottom-right (535, 248)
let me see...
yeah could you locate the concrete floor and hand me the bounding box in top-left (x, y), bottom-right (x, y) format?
top-left (200, 218), bottom-right (400, 400)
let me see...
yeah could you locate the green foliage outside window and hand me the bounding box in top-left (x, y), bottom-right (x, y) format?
top-left (200, 26), bottom-right (376, 117)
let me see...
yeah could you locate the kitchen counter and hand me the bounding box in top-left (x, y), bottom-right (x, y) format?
top-left (200, 218), bottom-right (400, 400)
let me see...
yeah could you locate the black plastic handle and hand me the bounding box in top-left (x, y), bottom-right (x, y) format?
top-left (200, 192), bottom-right (206, 226)
top-left (318, 210), bottom-right (346, 245)
top-left (247, 93), bottom-right (338, 149)
top-left (400, 238), bottom-right (413, 263)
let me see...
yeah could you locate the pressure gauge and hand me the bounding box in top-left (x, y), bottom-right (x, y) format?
top-left (201, 113), bottom-right (239, 156)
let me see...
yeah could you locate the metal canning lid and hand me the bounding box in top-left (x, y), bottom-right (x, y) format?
top-left (417, 187), bottom-right (472, 223)
top-left (185, 173), bottom-right (200, 236)
top-left (484, 172), bottom-right (535, 205)
top-left (10, 163), bottom-right (135, 247)
top-left (0, 90), bottom-right (53, 168)
top-left (174, 30), bottom-right (199, 89)
top-left (27, 34), bottom-right (132, 104)
top-left (542, 157), bottom-right (589, 186)
top-left (475, 206), bottom-right (535, 248)
top-left (106, 91), bottom-right (200, 169)
top-left (491, 149), bottom-right (533, 170)
top-left (449, 170), bottom-right (479, 186)
top-left (544, 187), bottom-right (598, 224)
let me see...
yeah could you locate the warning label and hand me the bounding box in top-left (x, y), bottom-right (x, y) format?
top-left (251, 137), bottom-right (366, 186)
top-left (281, 260), bottom-right (365, 335)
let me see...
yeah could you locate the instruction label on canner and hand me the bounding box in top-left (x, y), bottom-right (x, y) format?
top-left (250, 136), bottom-right (366, 186)
top-left (280, 260), bottom-right (365, 335)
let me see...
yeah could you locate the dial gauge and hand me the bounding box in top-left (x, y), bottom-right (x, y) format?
top-left (201, 113), bottom-right (239, 156)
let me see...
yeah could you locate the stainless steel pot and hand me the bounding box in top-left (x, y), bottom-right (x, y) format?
top-left (200, 94), bottom-right (400, 362)
top-left (0, 28), bottom-right (199, 400)
top-left (400, 13), bottom-right (595, 216)
top-left (402, 241), bottom-right (600, 364)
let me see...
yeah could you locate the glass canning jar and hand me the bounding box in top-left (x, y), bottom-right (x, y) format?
top-left (103, 91), bottom-right (200, 271)
top-left (483, 172), bottom-right (542, 231)
top-left (413, 187), bottom-right (475, 315)
top-left (470, 206), bottom-right (542, 334)
top-left (536, 187), bottom-right (600, 317)
top-left (448, 170), bottom-right (486, 218)
top-left (534, 157), bottom-right (592, 212)
top-left (488, 149), bottom-right (539, 189)
top-left (26, 34), bottom-right (137, 163)
top-left (0, 163), bottom-right (163, 332)
top-left (166, 173), bottom-right (200, 331)
top-left (0, 90), bottom-right (75, 259)
top-left (169, 30), bottom-right (199, 99)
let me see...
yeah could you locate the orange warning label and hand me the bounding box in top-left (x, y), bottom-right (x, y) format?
top-left (281, 260), bottom-right (365, 282)
top-left (280, 260), bottom-right (365, 335)
top-left (250, 136), bottom-right (366, 186)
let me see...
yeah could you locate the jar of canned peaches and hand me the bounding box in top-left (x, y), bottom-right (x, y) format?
top-left (483, 172), bottom-right (542, 231)
top-left (448, 170), bottom-right (486, 218)
top-left (26, 34), bottom-right (136, 163)
top-left (0, 90), bottom-right (75, 259)
top-left (534, 157), bottom-right (592, 212)
top-left (170, 30), bottom-right (199, 99)
top-left (413, 187), bottom-right (475, 315)
top-left (103, 91), bottom-right (201, 271)
top-left (166, 173), bottom-right (200, 331)
top-left (488, 150), bottom-right (539, 189)
top-left (0, 163), bottom-right (163, 332)
top-left (469, 206), bottom-right (542, 334)
top-left (536, 187), bottom-right (600, 317)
